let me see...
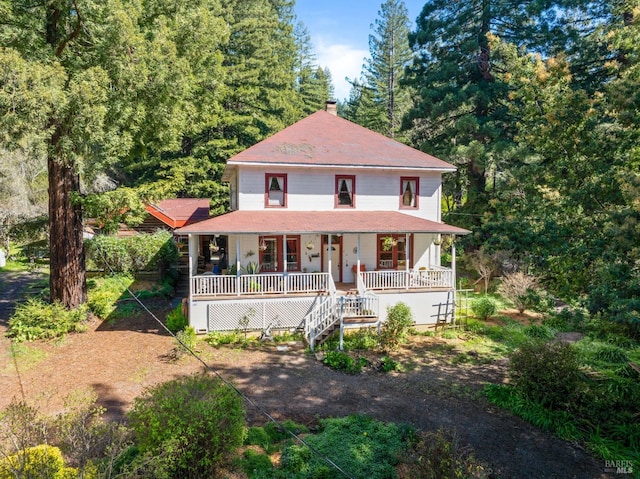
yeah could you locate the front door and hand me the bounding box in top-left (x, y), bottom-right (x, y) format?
top-left (322, 235), bottom-right (342, 283)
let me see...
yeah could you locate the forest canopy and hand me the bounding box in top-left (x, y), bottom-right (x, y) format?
top-left (0, 0), bottom-right (638, 333)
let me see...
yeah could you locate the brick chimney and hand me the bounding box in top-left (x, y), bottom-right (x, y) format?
top-left (325, 100), bottom-right (337, 116)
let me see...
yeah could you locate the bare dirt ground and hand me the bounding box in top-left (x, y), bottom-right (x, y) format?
top-left (0, 271), bottom-right (610, 479)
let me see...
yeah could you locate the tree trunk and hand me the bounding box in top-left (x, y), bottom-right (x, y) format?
top-left (48, 154), bottom-right (86, 308)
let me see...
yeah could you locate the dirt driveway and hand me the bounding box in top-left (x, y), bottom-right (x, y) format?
top-left (0, 291), bottom-right (609, 479)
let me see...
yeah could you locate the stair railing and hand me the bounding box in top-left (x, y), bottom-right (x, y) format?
top-left (304, 275), bottom-right (339, 351)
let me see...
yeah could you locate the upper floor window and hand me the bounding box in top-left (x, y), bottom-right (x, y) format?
top-left (400, 177), bottom-right (419, 209)
top-left (265, 174), bottom-right (287, 207)
top-left (335, 175), bottom-right (355, 208)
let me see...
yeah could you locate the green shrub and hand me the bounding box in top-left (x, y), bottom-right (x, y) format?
top-left (127, 374), bottom-right (245, 478)
top-left (484, 384), bottom-right (580, 440)
top-left (541, 313), bottom-right (571, 332)
top-left (522, 288), bottom-right (556, 314)
top-left (323, 350), bottom-right (367, 374)
top-left (166, 304), bottom-right (188, 333)
top-left (245, 420), bottom-right (308, 454)
top-left (236, 449), bottom-right (273, 477)
top-left (174, 327), bottom-right (197, 358)
top-left (574, 339), bottom-right (630, 367)
top-left (0, 444), bottom-right (78, 479)
top-left (53, 390), bottom-right (131, 474)
top-left (380, 302), bottom-right (414, 352)
top-left (245, 426), bottom-right (271, 448)
top-left (471, 297), bottom-right (497, 320)
top-left (86, 274), bottom-right (134, 319)
top-left (319, 327), bottom-right (378, 352)
top-left (204, 330), bottom-right (248, 347)
top-left (344, 327), bottom-right (379, 350)
top-left (7, 299), bottom-right (88, 342)
top-left (85, 231), bottom-right (178, 274)
top-left (279, 415), bottom-right (407, 479)
top-left (380, 355), bottom-right (401, 372)
top-left (397, 428), bottom-right (487, 479)
top-left (523, 324), bottom-right (554, 340)
top-left (508, 341), bottom-right (581, 410)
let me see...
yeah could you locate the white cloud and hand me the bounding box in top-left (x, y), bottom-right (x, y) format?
top-left (316, 38), bottom-right (368, 102)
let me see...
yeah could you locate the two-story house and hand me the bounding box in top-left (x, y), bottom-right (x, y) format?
top-left (176, 104), bottom-right (469, 349)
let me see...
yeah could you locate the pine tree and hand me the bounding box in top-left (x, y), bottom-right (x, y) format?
top-left (402, 0), bottom-right (572, 228)
top-left (295, 22), bottom-right (334, 114)
top-left (0, 0), bottom-right (229, 308)
top-left (344, 0), bottom-right (413, 137)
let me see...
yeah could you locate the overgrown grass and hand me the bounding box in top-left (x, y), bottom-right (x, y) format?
top-left (279, 415), bottom-right (409, 479)
top-left (482, 313), bottom-right (640, 473)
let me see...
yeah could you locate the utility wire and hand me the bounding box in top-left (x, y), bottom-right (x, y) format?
top-left (98, 250), bottom-right (358, 479)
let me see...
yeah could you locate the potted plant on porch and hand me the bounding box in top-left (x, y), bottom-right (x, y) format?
top-left (382, 236), bottom-right (397, 251)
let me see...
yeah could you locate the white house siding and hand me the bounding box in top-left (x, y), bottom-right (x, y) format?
top-left (213, 232), bottom-right (442, 286)
top-left (413, 234), bottom-right (441, 270)
top-left (376, 290), bottom-right (454, 327)
top-left (236, 166), bottom-right (442, 219)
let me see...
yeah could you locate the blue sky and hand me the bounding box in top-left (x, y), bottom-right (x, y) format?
top-left (294, 0), bottom-right (426, 101)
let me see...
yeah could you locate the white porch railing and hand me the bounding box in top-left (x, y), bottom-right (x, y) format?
top-left (339, 294), bottom-right (379, 318)
top-left (304, 295), bottom-right (338, 351)
top-left (191, 272), bottom-right (330, 297)
top-left (360, 268), bottom-right (453, 290)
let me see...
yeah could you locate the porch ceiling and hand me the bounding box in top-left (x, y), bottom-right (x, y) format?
top-left (175, 210), bottom-right (470, 235)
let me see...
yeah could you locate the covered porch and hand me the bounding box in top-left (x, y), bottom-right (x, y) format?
top-left (175, 210), bottom-right (469, 335)
top-left (190, 267), bottom-right (455, 299)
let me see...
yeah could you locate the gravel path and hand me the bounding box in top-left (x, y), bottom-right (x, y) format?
top-left (0, 270), bottom-right (44, 328)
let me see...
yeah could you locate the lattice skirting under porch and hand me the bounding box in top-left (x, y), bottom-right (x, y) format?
top-left (207, 297), bottom-right (319, 332)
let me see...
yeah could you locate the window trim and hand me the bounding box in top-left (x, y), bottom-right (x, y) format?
top-left (284, 235), bottom-right (301, 272)
top-left (376, 234), bottom-right (413, 270)
top-left (258, 235), bottom-right (301, 272)
top-left (400, 176), bottom-right (419, 209)
top-left (258, 235), bottom-right (281, 272)
top-left (264, 173), bottom-right (287, 208)
top-left (335, 175), bottom-right (356, 208)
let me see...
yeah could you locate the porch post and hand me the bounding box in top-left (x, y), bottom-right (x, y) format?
top-left (451, 237), bottom-right (457, 327)
top-left (328, 234), bottom-right (332, 279)
top-left (236, 237), bottom-right (241, 296)
top-left (405, 233), bottom-right (410, 290)
top-left (187, 234), bottom-right (193, 305)
top-left (283, 235), bottom-right (288, 274)
top-left (451, 237), bottom-right (456, 288)
top-left (283, 235), bottom-right (288, 294)
top-left (356, 234), bottom-right (362, 293)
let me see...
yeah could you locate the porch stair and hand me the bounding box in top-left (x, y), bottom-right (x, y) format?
top-left (174, 255), bottom-right (190, 299)
top-left (304, 292), bottom-right (381, 351)
top-left (313, 314), bottom-right (341, 345)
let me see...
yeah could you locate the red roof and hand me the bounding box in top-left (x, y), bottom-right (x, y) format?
top-left (145, 199), bottom-right (210, 228)
top-left (175, 210), bottom-right (470, 235)
top-left (224, 110), bottom-right (455, 173)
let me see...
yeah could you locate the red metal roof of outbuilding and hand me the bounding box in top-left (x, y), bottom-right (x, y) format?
top-left (175, 210), bottom-right (470, 235)
top-left (145, 199), bottom-right (210, 228)
top-left (224, 110), bottom-right (455, 172)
